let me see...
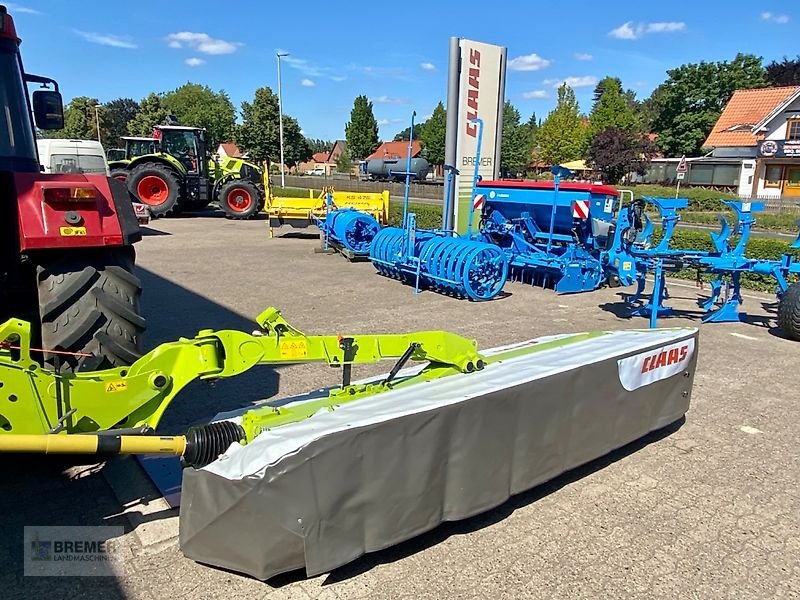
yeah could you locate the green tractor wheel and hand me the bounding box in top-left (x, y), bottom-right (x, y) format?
top-left (218, 180), bottom-right (263, 220)
top-left (127, 164), bottom-right (181, 217)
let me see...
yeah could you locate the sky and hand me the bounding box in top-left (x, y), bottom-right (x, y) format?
top-left (7, 1), bottom-right (799, 141)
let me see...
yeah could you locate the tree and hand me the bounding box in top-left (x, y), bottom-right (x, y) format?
top-left (500, 101), bottom-right (529, 175)
top-left (766, 56), bottom-right (800, 86)
top-left (103, 98), bottom-right (139, 148)
top-left (522, 111), bottom-right (540, 163)
top-left (587, 127), bottom-right (656, 184)
top-left (589, 77), bottom-right (638, 138)
top-left (306, 138), bottom-right (333, 154)
top-left (419, 102), bottom-right (446, 166)
top-left (162, 83), bottom-right (237, 149)
top-left (235, 86), bottom-right (310, 166)
top-left (127, 93), bottom-right (170, 137)
top-left (538, 84), bottom-right (588, 165)
top-left (50, 96), bottom-right (104, 140)
top-left (345, 95), bottom-right (379, 160)
top-left (336, 150), bottom-right (352, 173)
top-left (393, 126), bottom-right (413, 141)
top-left (649, 53), bottom-right (767, 156)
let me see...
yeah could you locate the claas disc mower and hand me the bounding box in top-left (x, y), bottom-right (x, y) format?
top-left (0, 304), bottom-right (699, 579)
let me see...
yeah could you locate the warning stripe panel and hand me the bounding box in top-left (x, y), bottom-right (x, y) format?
top-left (572, 200), bottom-right (590, 219)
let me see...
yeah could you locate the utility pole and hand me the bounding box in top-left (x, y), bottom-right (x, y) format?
top-left (93, 104), bottom-right (102, 143)
top-left (276, 52), bottom-right (289, 188)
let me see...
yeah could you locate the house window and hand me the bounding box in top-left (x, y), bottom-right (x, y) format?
top-left (788, 118), bottom-right (800, 141)
top-left (765, 165), bottom-right (783, 188)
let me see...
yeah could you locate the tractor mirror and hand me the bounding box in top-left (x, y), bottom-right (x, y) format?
top-left (32, 90), bottom-right (65, 130)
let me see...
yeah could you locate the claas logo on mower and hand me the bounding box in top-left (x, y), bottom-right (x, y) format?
top-left (641, 345), bottom-right (689, 374)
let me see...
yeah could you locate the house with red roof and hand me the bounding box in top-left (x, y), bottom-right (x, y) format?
top-left (298, 140), bottom-right (347, 176)
top-left (704, 86), bottom-right (800, 200)
top-left (366, 140), bottom-right (422, 161)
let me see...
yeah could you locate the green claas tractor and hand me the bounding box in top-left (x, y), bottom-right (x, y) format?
top-left (108, 125), bottom-right (266, 219)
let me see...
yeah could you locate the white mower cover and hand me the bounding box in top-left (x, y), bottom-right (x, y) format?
top-left (180, 328), bottom-right (699, 580)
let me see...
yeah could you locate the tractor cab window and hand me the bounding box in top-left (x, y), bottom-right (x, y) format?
top-left (162, 130), bottom-right (199, 173)
top-left (0, 48), bottom-right (38, 168)
top-left (126, 139), bottom-right (156, 158)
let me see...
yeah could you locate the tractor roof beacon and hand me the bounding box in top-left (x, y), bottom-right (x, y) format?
top-left (0, 4), bottom-right (146, 372)
top-left (111, 124), bottom-right (267, 219)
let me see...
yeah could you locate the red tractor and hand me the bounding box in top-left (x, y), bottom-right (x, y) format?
top-left (0, 5), bottom-right (145, 372)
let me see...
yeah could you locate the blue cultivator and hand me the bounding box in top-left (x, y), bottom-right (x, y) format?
top-left (607, 196), bottom-right (800, 329)
top-left (314, 207), bottom-right (380, 258)
top-left (369, 115), bottom-right (509, 300)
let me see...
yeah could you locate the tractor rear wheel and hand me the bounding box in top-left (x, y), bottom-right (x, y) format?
top-left (110, 169), bottom-right (129, 183)
top-left (218, 180), bottom-right (262, 220)
top-left (36, 247), bottom-right (146, 372)
top-left (127, 164), bottom-right (180, 217)
top-left (777, 282), bottom-right (800, 341)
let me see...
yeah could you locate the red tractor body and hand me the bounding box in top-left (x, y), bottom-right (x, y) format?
top-left (1, 5), bottom-right (145, 371)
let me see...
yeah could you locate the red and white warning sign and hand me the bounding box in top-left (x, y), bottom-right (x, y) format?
top-left (472, 194), bottom-right (486, 211)
top-left (571, 200), bottom-right (590, 219)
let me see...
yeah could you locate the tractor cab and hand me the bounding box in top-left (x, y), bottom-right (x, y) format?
top-left (154, 126), bottom-right (208, 177)
top-left (0, 5), bottom-right (63, 173)
top-left (121, 136), bottom-right (157, 160)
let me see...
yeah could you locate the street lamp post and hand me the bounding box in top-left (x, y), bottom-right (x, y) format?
top-left (93, 104), bottom-right (102, 143)
top-left (276, 52), bottom-right (289, 189)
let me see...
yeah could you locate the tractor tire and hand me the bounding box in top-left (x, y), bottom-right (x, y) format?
top-left (36, 247), bottom-right (146, 372)
top-left (218, 180), bottom-right (262, 220)
top-left (777, 282), bottom-right (800, 341)
top-left (127, 163), bottom-right (180, 217)
top-left (110, 169), bottom-right (129, 183)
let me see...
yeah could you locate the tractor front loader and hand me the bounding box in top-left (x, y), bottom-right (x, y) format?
top-left (0, 4), bottom-right (145, 372)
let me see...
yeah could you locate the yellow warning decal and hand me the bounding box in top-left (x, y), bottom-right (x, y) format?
top-left (279, 340), bottom-right (308, 360)
top-left (623, 261), bottom-right (632, 271)
top-left (105, 381), bottom-right (128, 393)
top-left (60, 226), bottom-right (87, 236)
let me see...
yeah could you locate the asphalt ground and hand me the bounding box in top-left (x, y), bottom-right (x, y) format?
top-left (2, 213), bottom-right (798, 599)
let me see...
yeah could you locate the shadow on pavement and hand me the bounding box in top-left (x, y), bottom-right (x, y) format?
top-left (1, 268), bottom-right (284, 599)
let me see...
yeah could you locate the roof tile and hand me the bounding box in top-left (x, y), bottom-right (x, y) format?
top-left (705, 86), bottom-right (800, 147)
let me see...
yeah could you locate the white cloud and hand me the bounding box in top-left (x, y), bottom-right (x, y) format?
top-left (5, 3), bottom-right (42, 15)
top-left (185, 57), bottom-right (205, 67)
top-left (551, 76), bottom-right (598, 89)
top-left (74, 30), bottom-right (137, 49)
top-left (508, 53), bottom-right (552, 72)
top-left (276, 50), bottom-right (346, 81)
top-left (522, 90), bottom-right (549, 99)
top-left (420, 62), bottom-right (436, 71)
top-left (609, 21), bottom-right (686, 40)
top-left (646, 21), bottom-right (687, 33)
top-left (609, 21), bottom-right (639, 40)
top-left (372, 95), bottom-right (407, 105)
top-left (166, 32), bottom-right (240, 55)
top-left (574, 52), bottom-right (593, 61)
top-left (300, 79), bottom-right (315, 87)
top-left (376, 118), bottom-right (404, 127)
top-left (761, 11), bottom-right (789, 24)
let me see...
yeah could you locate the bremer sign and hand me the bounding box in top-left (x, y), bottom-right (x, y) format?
top-left (453, 39), bottom-right (506, 233)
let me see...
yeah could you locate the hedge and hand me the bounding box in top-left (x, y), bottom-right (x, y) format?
top-left (629, 184), bottom-right (736, 212)
top-left (652, 228), bottom-right (799, 292)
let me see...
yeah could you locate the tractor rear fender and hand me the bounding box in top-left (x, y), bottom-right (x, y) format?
top-left (15, 173), bottom-right (140, 252)
top-left (128, 153), bottom-right (188, 178)
top-left (107, 159), bottom-right (132, 172)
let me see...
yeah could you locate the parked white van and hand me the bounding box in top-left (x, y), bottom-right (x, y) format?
top-left (36, 138), bottom-right (109, 175)
top-left (36, 138), bottom-right (150, 224)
